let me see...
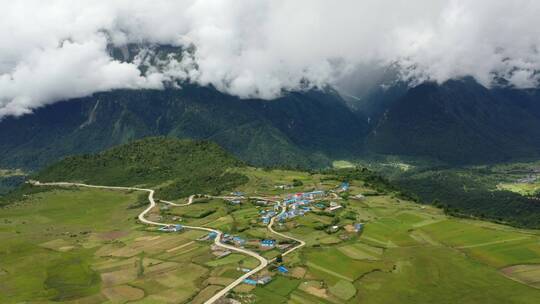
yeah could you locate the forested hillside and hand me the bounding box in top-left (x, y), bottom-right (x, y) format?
top-left (367, 79), bottom-right (540, 164)
top-left (0, 86), bottom-right (365, 170)
top-left (35, 137), bottom-right (248, 199)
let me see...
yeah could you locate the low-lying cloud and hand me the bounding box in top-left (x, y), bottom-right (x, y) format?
top-left (1, 0), bottom-right (540, 117)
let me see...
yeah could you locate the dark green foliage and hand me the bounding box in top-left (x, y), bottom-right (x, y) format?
top-left (325, 167), bottom-right (417, 201)
top-left (395, 169), bottom-right (540, 228)
top-left (34, 137), bottom-right (248, 200)
top-left (368, 79), bottom-right (540, 164)
top-left (0, 175), bottom-right (26, 195)
top-left (0, 86), bottom-right (366, 170)
top-left (159, 172), bottom-right (248, 199)
top-left (292, 179), bottom-right (303, 187)
top-left (0, 183), bottom-right (52, 206)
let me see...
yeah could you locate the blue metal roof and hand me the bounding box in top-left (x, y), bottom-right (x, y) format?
top-left (243, 279), bottom-right (258, 285)
top-left (277, 266), bottom-right (289, 273)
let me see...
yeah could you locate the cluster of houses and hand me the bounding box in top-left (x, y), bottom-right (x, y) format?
top-left (259, 209), bottom-right (278, 224)
top-left (256, 188), bottom-right (356, 224)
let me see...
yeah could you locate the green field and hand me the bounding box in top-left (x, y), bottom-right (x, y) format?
top-left (2, 151), bottom-right (540, 303)
top-left (0, 188), bottom-right (257, 303)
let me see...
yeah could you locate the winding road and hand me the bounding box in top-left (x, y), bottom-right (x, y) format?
top-left (30, 181), bottom-right (304, 304)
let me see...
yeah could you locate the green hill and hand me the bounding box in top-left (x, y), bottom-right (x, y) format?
top-left (35, 137), bottom-right (247, 199)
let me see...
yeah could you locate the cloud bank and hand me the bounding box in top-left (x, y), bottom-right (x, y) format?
top-left (1, 0), bottom-right (540, 117)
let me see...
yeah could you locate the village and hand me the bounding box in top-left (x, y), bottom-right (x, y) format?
top-left (156, 181), bottom-right (366, 288)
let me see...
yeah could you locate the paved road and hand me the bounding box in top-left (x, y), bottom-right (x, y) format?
top-left (267, 203), bottom-right (306, 259)
top-left (30, 181), bottom-right (304, 304)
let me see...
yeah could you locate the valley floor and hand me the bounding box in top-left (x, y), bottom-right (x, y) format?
top-left (1, 168), bottom-right (540, 303)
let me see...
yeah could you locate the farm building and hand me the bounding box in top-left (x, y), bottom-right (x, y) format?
top-left (233, 236), bottom-right (246, 246)
top-left (243, 278), bottom-right (258, 286)
top-left (277, 266), bottom-right (289, 273)
top-left (327, 204), bottom-right (343, 212)
top-left (353, 194), bottom-right (365, 200)
top-left (339, 182), bottom-right (350, 192)
top-left (354, 223), bottom-right (364, 232)
top-left (328, 225), bottom-right (340, 233)
top-left (229, 200), bottom-right (242, 205)
top-left (238, 267), bottom-right (251, 273)
top-left (158, 224), bottom-right (183, 232)
top-left (258, 276), bottom-right (273, 285)
top-left (275, 184), bottom-right (293, 190)
top-left (302, 190), bottom-right (325, 199)
top-left (261, 239), bottom-right (276, 248)
top-left (232, 191), bottom-right (245, 197)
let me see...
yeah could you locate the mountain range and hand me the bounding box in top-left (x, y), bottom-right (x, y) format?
top-left (2, 75), bottom-right (540, 171)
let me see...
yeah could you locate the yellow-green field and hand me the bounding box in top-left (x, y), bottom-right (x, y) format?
top-left (497, 182), bottom-right (540, 196)
top-left (0, 188), bottom-right (256, 304)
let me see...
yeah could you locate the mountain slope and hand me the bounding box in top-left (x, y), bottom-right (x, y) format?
top-left (367, 79), bottom-right (540, 164)
top-left (0, 86), bottom-right (367, 170)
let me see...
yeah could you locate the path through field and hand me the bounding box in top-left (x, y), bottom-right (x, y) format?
top-left (30, 181), bottom-right (305, 304)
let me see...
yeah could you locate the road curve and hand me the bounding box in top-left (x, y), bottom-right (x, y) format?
top-left (267, 203), bottom-right (306, 259)
top-left (30, 181), bottom-right (304, 303)
top-left (30, 181), bottom-right (267, 304)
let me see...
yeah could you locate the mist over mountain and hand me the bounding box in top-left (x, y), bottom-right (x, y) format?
top-left (0, 86), bottom-right (365, 170)
top-left (2, 1), bottom-right (540, 118)
top-left (3, 77), bottom-right (540, 170)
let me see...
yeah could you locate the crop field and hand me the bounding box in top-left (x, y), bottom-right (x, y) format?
top-left (497, 181), bottom-right (540, 196)
top-left (501, 264), bottom-right (540, 288)
top-left (0, 188), bottom-right (257, 304)
top-left (2, 168), bottom-right (540, 303)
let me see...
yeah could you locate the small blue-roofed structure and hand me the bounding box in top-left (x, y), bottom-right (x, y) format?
top-left (340, 182), bottom-right (350, 191)
top-left (354, 223), bottom-right (364, 232)
top-left (261, 239), bottom-right (276, 247)
top-left (208, 231), bottom-right (218, 239)
top-left (262, 216), bottom-right (270, 224)
top-left (243, 278), bottom-right (258, 285)
top-left (232, 191), bottom-right (245, 197)
top-left (277, 266), bottom-right (289, 273)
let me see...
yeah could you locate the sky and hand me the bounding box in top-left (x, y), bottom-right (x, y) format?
top-left (1, 0), bottom-right (540, 117)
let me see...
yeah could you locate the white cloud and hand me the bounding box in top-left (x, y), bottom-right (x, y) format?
top-left (1, 0), bottom-right (540, 117)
